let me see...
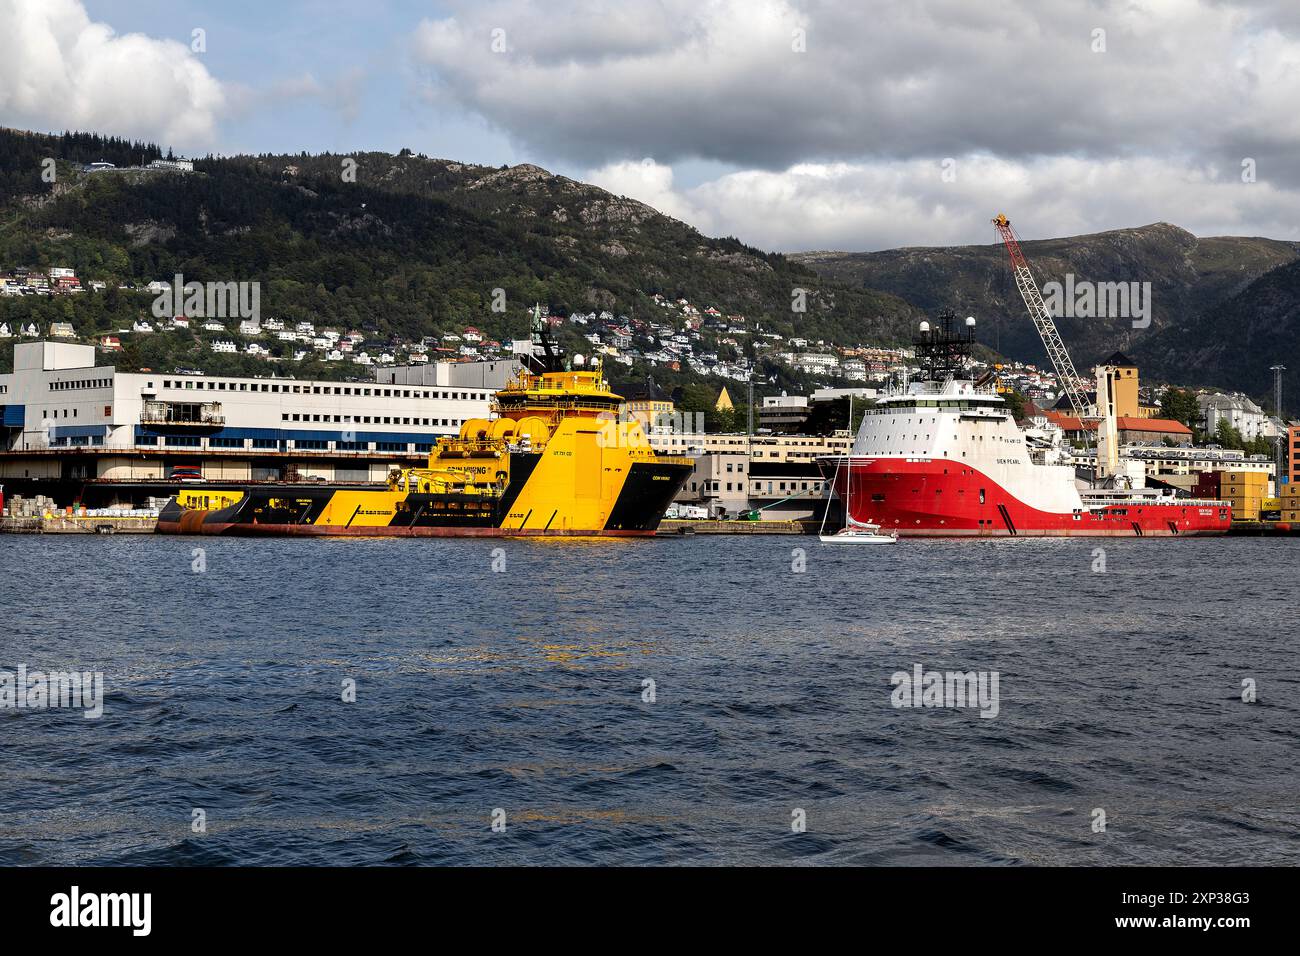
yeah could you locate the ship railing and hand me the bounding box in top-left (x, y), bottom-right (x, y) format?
top-left (882, 378), bottom-right (999, 398)
top-left (1080, 493), bottom-right (1229, 507)
top-left (436, 438), bottom-right (506, 454)
top-left (497, 397), bottom-right (620, 413)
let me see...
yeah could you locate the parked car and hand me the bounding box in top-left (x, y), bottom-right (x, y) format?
top-left (169, 467), bottom-right (205, 482)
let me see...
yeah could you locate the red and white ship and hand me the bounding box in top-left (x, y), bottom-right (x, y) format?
top-left (818, 311), bottom-right (1230, 537)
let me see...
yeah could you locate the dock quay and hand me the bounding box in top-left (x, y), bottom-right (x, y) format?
top-left (1, 514), bottom-right (158, 533)
top-left (658, 519), bottom-right (814, 535)
top-left (1225, 521), bottom-right (1300, 536)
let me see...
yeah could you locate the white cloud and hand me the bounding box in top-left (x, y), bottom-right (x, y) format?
top-left (419, 0), bottom-right (1300, 247)
top-left (0, 0), bottom-right (224, 149)
top-left (586, 159), bottom-right (715, 231)
top-left (589, 154), bottom-right (1300, 251)
top-left (412, 0), bottom-right (1300, 171)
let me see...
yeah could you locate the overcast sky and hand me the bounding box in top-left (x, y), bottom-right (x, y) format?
top-left (2, 0), bottom-right (1298, 251)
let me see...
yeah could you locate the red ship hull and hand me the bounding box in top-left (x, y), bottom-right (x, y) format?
top-left (821, 458), bottom-right (1231, 537)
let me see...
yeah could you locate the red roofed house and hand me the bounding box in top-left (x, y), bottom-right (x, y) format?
top-left (1044, 410), bottom-right (1192, 446)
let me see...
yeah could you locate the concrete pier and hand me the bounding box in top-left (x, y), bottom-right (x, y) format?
top-left (658, 519), bottom-right (813, 535)
top-left (1, 515), bottom-right (158, 534)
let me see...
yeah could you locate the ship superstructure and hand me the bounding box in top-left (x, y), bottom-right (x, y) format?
top-left (818, 311), bottom-right (1230, 536)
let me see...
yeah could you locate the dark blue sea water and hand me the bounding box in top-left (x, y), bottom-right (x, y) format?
top-left (1, 533), bottom-right (1298, 866)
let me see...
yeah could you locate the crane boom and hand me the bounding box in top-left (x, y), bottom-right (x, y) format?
top-left (991, 214), bottom-right (1090, 418)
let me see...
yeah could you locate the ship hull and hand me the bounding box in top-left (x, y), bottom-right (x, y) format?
top-left (155, 458), bottom-right (692, 538)
top-left (155, 517), bottom-right (657, 537)
top-left (819, 457), bottom-right (1231, 537)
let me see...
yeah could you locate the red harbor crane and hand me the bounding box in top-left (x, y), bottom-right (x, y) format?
top-left (991, 214), bottom-right (1090, 418)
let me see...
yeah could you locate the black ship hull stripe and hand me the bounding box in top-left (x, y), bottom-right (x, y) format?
top-left (495, 452), bottom-right (542, 520)
top-left (998, 503), bottom-right (1017, 536)
top-left (604, 461), bottom-right (693, 532)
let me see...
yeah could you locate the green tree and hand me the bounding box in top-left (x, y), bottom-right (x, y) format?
top-left (1213, 418), bottom-right (1245, 449)
top-left (1159, 387), bottom-right (1200, 427)
top-left (1002, 389), bottom-right (1027, 422)
top-left (1244, 434), bottom-right (1274, 457)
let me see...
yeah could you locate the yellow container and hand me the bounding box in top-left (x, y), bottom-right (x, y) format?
top-left (1224, 488), bottom-right (1266, 501)
top-left (1223, 481), bottom-right (1267, 492)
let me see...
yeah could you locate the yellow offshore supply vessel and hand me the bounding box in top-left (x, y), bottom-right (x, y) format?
top-left (156, 316), bottom-right (694, 537)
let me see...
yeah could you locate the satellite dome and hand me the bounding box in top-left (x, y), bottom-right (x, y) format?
top-left (919, 321), bottom-right (931, 333)
top-left (966, 316), bottom-right (976, 326)
top-left (573, 354), bottom-right (586, 366)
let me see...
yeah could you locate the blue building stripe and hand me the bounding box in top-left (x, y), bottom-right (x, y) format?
top-left (50, 424), bottom-right (110, 438)
top-left (132, 424), bottom-right (454, 446)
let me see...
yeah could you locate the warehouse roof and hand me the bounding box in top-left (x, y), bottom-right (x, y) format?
top-left (1045, 411), bottom-right (1191, 434)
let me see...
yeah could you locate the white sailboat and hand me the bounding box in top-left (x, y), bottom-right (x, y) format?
top-left (817, 452), bottom-right (898, 544)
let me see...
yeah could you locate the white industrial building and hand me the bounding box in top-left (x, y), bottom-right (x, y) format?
top-left (0, 341), bottom-right (518, 483)
top-left (1198, 392), bottom-right (1273, 441)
